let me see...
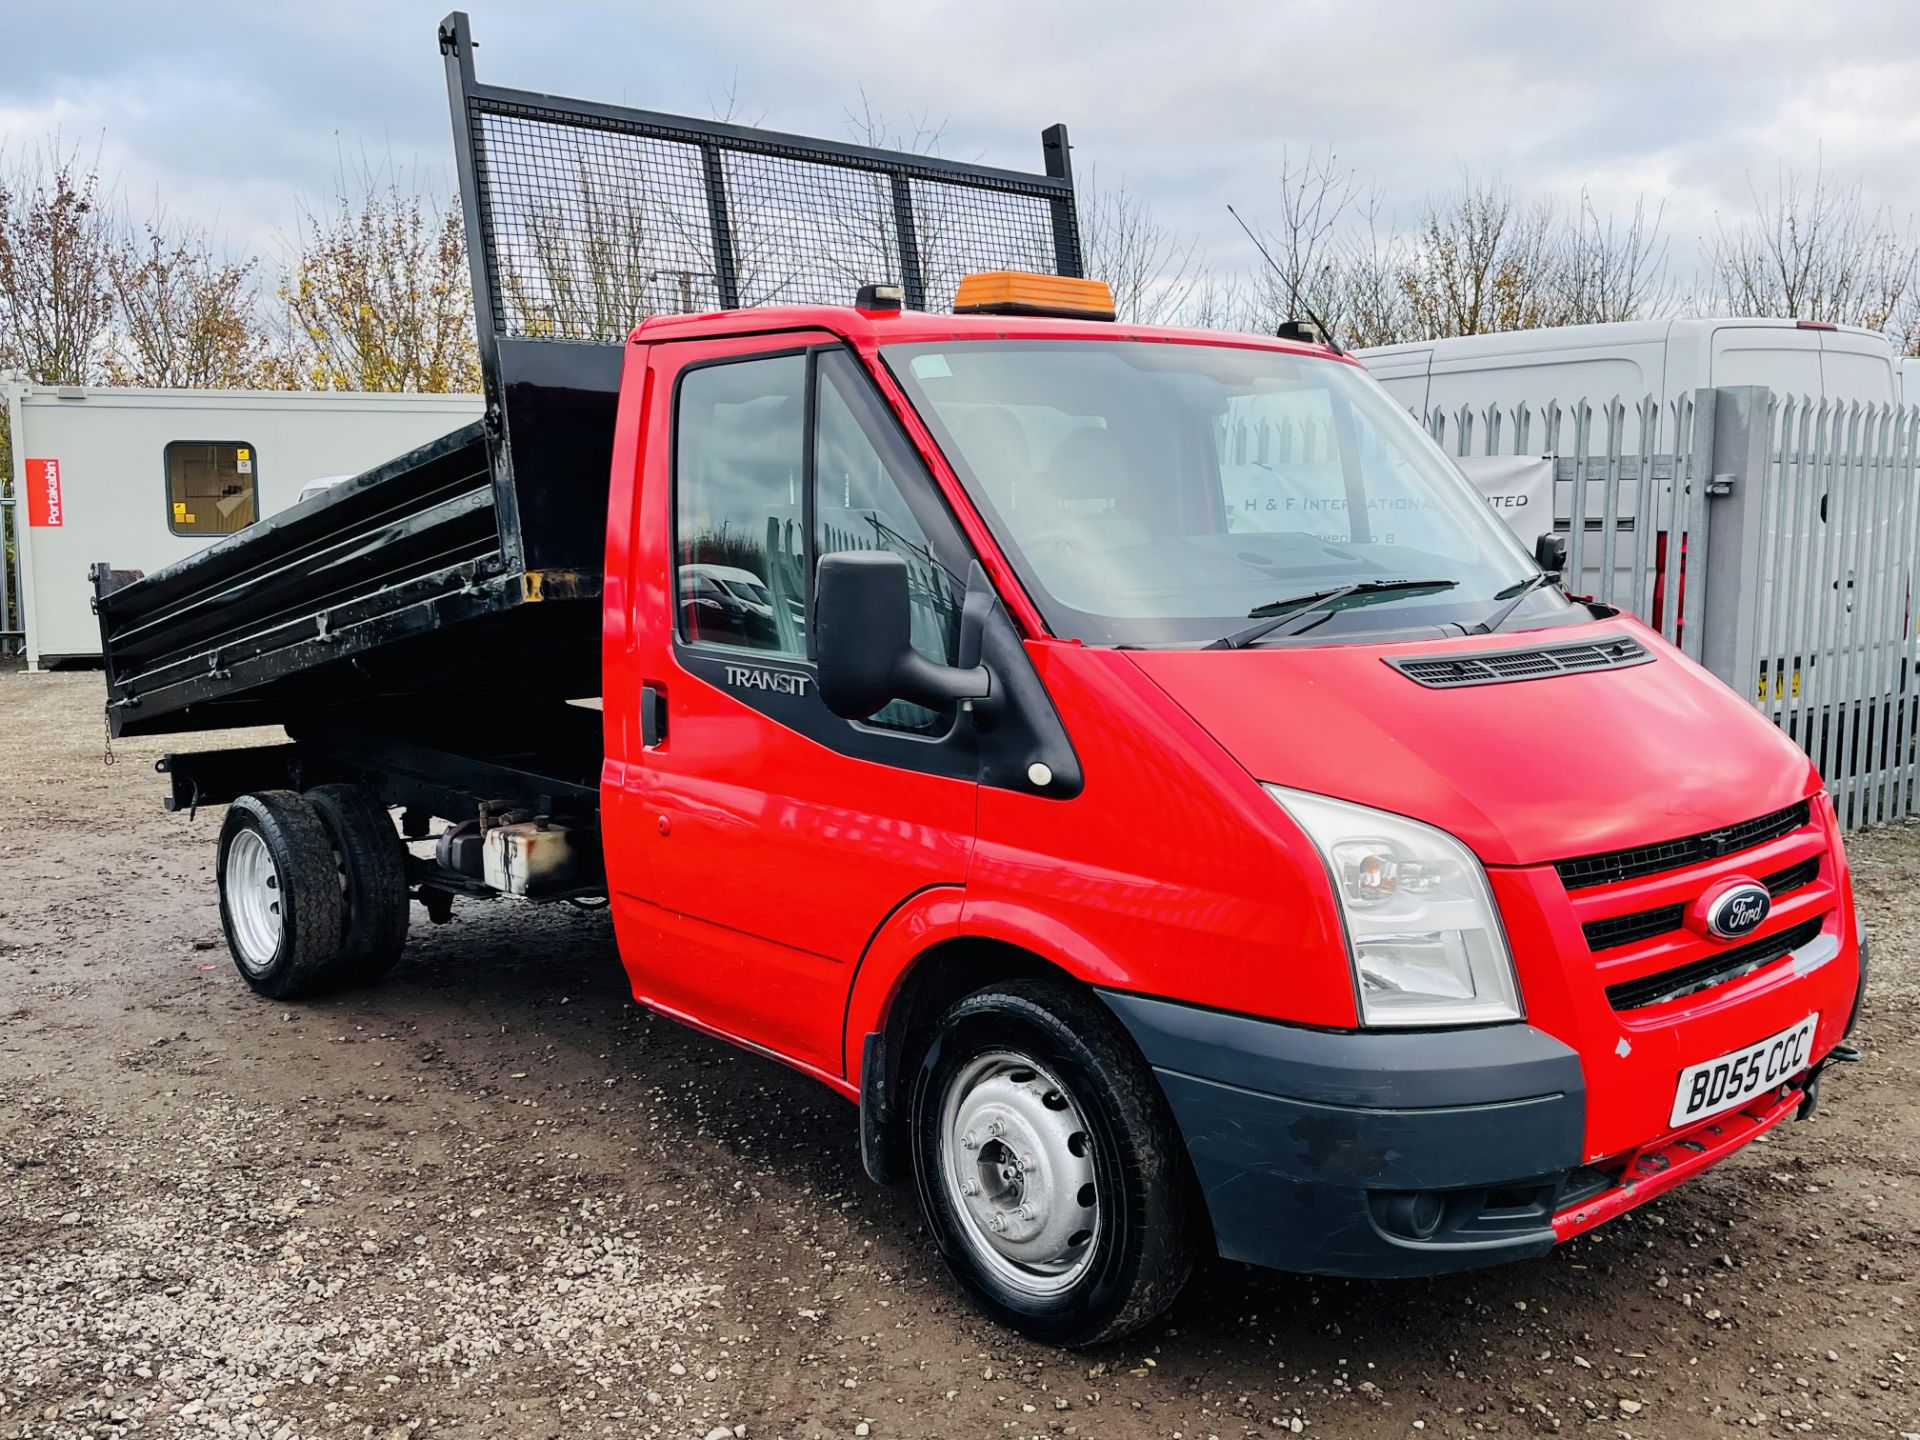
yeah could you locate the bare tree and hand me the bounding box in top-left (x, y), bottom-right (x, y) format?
top-left (707, 72), bottom-right (762, 129)
top-left (1207, 150), bottom-right (1427, 348)
top-left (105, 214), bottom-right (267, 388)
top-left (1234, 147), bottom-right (1359, 336)
top-left (264, 154), bottom-right (479, 392)
top-left (831, 94), bottom-right (1052, 312)
top-left (1558, 189), bottom-right (1673, 325)
top-left (1400, 173), bottom-right (1563, 339)
top-left (501, 157), bottom-right (708, 340)
top-left (1076, 166), bottom-right (1203, 325)
top-left (0, 142), bottom-right (118, 646)
top-left (0, 141), bottom-right (117, 385)
top-left (820, 93), bottom-right (954, 307)
top-left (1178, 266), bottom-right (1257, 332)
top-left (1707, 162), bottom-right (1920, 350)
top-left (0, 142), bottom-right (280, 644)
top-left (1334, 195), bottom-right (1419, 348)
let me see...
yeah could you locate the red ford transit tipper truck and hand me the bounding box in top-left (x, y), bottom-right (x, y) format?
top-left (93, 15), bottom-right (1866, 1345)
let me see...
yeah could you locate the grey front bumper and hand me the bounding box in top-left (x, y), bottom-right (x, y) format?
top-left (1099, 990), bottom-right (1589, 1278)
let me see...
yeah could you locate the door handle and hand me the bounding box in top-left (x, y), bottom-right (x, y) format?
top-left (641, 684), bottom-right (668, 747)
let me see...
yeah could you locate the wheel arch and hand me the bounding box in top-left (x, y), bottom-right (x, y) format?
top-left (845, 895), bottom-right (1147, 1185)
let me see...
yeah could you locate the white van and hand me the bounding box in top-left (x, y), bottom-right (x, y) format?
top-left (1358, 317), bottom-right (1901, 583)
top-left (1361, 317), bottom-right (1899, 428)
top-left (1361, 321), bottom-right (1907, 751)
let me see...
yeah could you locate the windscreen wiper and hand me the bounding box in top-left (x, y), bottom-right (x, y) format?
top-left (1204, 578), bottom-right (1459, 651)
top-left (1473, 571), bottom-right (1556, 635)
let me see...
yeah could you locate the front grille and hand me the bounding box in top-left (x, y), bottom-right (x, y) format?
top-left (1605, 917), bottom-right (1824, 1011)
top-left (1764, 856), bottom-right (1820, 898)
top-left (1584, 904), bottom-right (1687, 952)
top-left (1556, 801), bottom-right (1812, 890)
top-left (1580, 855), bottom-right (1824, 952)
top-left (1389, 634), bottom-right (1651, 689)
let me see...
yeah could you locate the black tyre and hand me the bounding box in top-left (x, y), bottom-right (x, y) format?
top-left (216, 791), bottom-right (345, 1000)
top-left (305, 783), bottom-right (410, 984)
top-left (909, 979), bottom-right (1197, 1347)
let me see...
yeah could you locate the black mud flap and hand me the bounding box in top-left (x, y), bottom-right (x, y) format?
top-left (859, 1031), bottom-right (905, 1185)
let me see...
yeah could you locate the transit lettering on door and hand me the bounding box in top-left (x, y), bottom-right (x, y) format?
top-left (723, 663), bottom-right (810, 697)
top-left (25, 458), bottom-right (62, 527)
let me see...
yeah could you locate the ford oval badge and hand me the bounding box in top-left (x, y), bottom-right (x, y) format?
top-left (1701, 881), bottom-right (1771, 940)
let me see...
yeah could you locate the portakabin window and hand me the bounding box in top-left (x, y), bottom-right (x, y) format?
top-left (165, 441), bottom-right (258, 537)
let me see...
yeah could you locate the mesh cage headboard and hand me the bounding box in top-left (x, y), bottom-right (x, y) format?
top-left (438, 11), bottom-right (1083, 360)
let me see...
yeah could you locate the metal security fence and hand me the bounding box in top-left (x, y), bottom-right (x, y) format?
top-left (1, 466), bottom-right (19, 658)
top-left (1428, 394), bottom-right (1705, 655)
top-left (1746, 398), bottom-right (1920, 828)
top-left (1430, 386), bottom-right (1920, 828)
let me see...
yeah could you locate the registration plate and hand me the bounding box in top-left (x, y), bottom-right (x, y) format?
top-left (1669, 1013), bottom-right (1818, 1128)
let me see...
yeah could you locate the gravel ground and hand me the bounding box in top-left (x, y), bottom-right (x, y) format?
top-left (1, 668), bottom-right (1916, 1440)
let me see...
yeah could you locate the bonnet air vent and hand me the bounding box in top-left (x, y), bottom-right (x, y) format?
top-left (1387, 635), bottom-right (1652, 689)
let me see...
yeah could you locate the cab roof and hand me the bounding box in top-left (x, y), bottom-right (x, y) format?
top-left (631, 304), bottom-right (1359, 365)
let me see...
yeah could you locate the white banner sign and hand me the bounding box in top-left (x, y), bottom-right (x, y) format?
top-left (1454, 455), bottom-right (1556, 553)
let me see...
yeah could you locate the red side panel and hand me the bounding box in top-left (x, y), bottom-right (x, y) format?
top-left (968, 642), bottom-right (1360, 1029)
top-left (25, 458), bottom-right (63, 527)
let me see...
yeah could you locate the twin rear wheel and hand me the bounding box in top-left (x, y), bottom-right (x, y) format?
top-left (215, 785), bottom-right (410, 999)
top-left (909, 980), bottom-right (1198, 1347)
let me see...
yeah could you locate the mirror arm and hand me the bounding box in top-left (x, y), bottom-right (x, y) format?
top-left (895, 651), bottom-right (991, 711)
top-left (950, 561), bottom-right (1004, 725)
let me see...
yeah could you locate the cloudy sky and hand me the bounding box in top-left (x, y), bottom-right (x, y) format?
top-left (7, 0), bottom-right (1920, 285)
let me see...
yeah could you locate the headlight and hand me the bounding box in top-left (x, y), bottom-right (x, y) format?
top-left (1266, 785), bottom-right (1522, 1028)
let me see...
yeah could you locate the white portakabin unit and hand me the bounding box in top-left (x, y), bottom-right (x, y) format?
top-left (3, 380), bottom-right (482, 666)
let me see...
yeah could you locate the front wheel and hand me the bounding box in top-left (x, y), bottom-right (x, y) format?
top-left (909, 979), bottom-right (1197, 1347)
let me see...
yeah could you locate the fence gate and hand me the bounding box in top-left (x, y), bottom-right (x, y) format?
top-left (1738, 396), bottom-right (1920, 828)
top-left (1429, 386), bottom-right (1920, 829)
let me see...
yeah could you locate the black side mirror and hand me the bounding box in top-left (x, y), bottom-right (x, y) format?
top-left (1534, 531), bottom-right (1568, 576)
top-left (816, 551), bottom-right (991, 720)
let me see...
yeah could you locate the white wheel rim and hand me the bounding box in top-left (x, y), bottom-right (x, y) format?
top-left (226, 828), bottom-right (284, 973)
top-left (937, 1050), bottom-right (1101, 1297)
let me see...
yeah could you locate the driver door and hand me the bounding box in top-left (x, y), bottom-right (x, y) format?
top-left (606, 336), bottom-right (981, 1078)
